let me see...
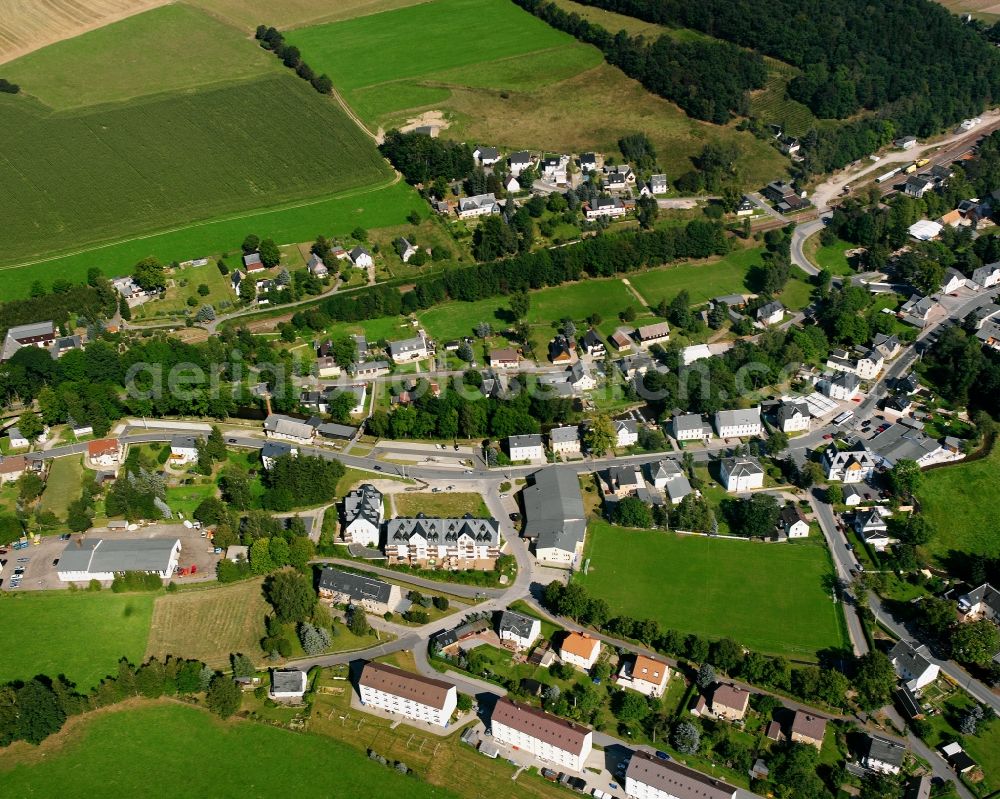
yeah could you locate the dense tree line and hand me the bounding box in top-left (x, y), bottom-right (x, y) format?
top-left (923, 325), bottom-right (1000, 417)
top-left (563, 0), bottom-right (1000, 132)
top-left (0, 655), bottom-right (236, 748)
top-left (0, 277), bottom-right (115, 343)
top-left (254, 25), bottom-right (332, 94)
top-left (261, 453), bottom-right (344, 511)
top-left (379, 130), bottom-right (476, 185)
top-left (512, 0), bottom-right (766, 123)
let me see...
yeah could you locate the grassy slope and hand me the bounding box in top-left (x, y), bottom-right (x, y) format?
top-left (0, 592), bottom-right (154, 689)
top-left (189, 0), bottom-right (432, 30)
top-left (917, 442), bottom-right (1000, 559)
top-left (288, 0), bottom-right (787, 187)
top-left (0, 702), bottom-right (466, 799)
top-left (577, 522), bottom-right (847, 659)
top-left (3, 4), bottom-right (279, 109)
top-left (627, 247), bottom-right (764, 307)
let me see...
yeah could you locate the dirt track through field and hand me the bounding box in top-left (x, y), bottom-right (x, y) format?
top-left (0, 0), bottom-right (170, 65)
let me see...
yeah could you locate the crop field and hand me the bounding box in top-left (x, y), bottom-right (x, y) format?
top-left (0, 0), bottom-right (166, 65)
top-left (3, 4), bottom-right (280, 109)
top-left (0, 592), bottom-right (154, 689)
top-left (935, 0), bottom-right (1000, 19)
top-left (288, 0), bottom-right (787, 187)
top-left (917, 442), bottom-right (1000, 560)
top-left (38, 455), bottom-right (84, 520)
top-left (577, 522), bottom-right (847, 659)
top-left (145, 579), bottom-right (271, 668)
top-left (0, 702), bottom-right (465, 799)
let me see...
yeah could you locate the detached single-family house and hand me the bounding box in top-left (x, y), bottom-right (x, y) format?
top-left (579, 153), bottom-right (598, 172)
top-left (306, 253), bottom-right (328, 277)
top-left (169, 434), bottom-right (200, 465)
top-left (719, 456), bottom-right (765, 493)
top-left (889, 640), bottom-right (939, 693)
top-left (508, 434), bottom-right (544, 461)
top-left (736, 196), bottom-right (755, 217)
top-left (872, 334), bottom-right (902, 360)
top-left (861, 735), bottom-right (905, 775)
top-left (549, 334), bottom-right (576, 364)
top-left (972, 263), bottom-right (1000, 289)
top-left (649, 174), bottom-right (668, 195)
top-left (490, 348), bottom-right (520, 370)
top-left (6, 427), bottom-right (30, 449)
top-left (648, 460), bottom-right (693, 505)
top-left (0, 455), bottom-right (27, 485)
top-left (854, 508), bottom-right (890, 550)
top-left (586, 197), bottom-right (627, 219)
top-left (458, 193), bottom-right (500, 219)
top-left (618, 654), bottom-right (670, 698)
top-left (342, 483), bottom-right (383, 547)
top-left (350, 360), bottom-right (390, 379)
top-left (905, 176), bottom-right (932, 199)
top-left (581, 329), bottom-right (605, 357)
top-left (610, 329), bottom-right (633, 351)
top-left (560, 632), bottom-right (601, 671)
top-left (755, 301), bottom-right (785, 327)
top-left (956, 582), bottom-right (1000, 622)
top-left (715, 407), bottom-right (762, 438)
top-left (602, 465), bottom-right (644, 499)
top-left (673, 413), bottom-right (711, 442)
top-left (261, 441), bottom-right (296, 470)
top-left (349, 246), bottom-right (373, 268)
top-left (900, 295), bottom-right (936, 323)
top-left (269, 669), bottom-right (307, 700)
top-left (711, 684), bottom-right (750, 722)
top-left (87, 438), bottom-right (122, 467)
top-left (615, 419), bottom-right (639, 448)
top-left (497, 610), bottom-right (541, 651)
top-left (941, 743), bottom-right (978, 775)
top-left (264, 413), bottom-right (315, 444)
top-left (823, 442), bottom-right (877, 482)
top-left (242, 252), bottom-right (264, 272)
top-left (549, 425), bottom-right (581, 455)
top-left (821, 371), bottom-right (861, 401)
top-left (780, 505), bottom-right (810, 538)
top-left (473, 146), bottom-right (500, 166)
top-left (508, 151), bottom-right (533, 175)
top-left (503, 175), bottom-right (520, 193)
top-left (790, 712), bottom-right (827, 750)
top-left (316, 356), bottom-right (341, 378)
top-left (941, 268), bottom-right (967, 294)
top-left (398, 238), bottom-right (419, 263)
top-left (776, 401), bottom-right (810, 433)
top-left (388, 333), bottom-right (428, 363)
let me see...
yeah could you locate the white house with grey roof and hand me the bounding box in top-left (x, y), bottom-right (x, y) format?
top-left (388, 333), bottom-right (428, 363)
top-left (714, 407), bottom-right (762, 438)
top-left (625, 751), bottom-right (737, 799)
top-left (349, 246), bottom-right (373, 268)
top-left (776, 401), bottom-right (811, 433)
top-left (615, 419), bottom-right (639, 447)
top-left (861, 735), bottom-right (905, 775)
top-left (1, 321), bottom-right (56, 361)
top-left (457, 193), bottom-right (500, 219)
top-left (385, 516), bottom-right (501, 568)
top-left (169, 434), bottom-right (200, 465)
top-left (957, 582), bottom-right (1000, 622)
top-left (269, 669), bottom-right (308, 700)
top-left (498, 609), bottom-right (541, 650)
top-left (57, 537), bottom-right (182, 582)
top-left (867, 419), bottom-right (960, 469)
top-left (889, 640), bottom-right (939, 692)
top-left (821, 371), bottom-right (861, 401)
top-left (823, 441), bottom-right (877, 483)
top-left (854, 508), bottom-right (890, 550)
top-left (648, 460), bottom-right (693, 505)
top-left (972, 263), bottom-right (1000, 289)
top-left (508, 151), bottom-right (533, 175)
top-left (318, 566), bottom-right (402, 613)
top-left (473, 146), bottom-right (500, 166)
top-left (523, 468), bottom-right (586, 568)
top-left (508, 434), bottom-right (544, 461)
top-left (673, 413), bottom-right (711, 442)
top-left (342, 483), bottom-right (383, 547)
top-left (549, 426), bottom-right (581, 455)
top-left (264, 413), bottom-right (315, 444)
top-left (755, 301), bottom-right (785, 327)
top-left (719, 456), bottom-right (765, 493)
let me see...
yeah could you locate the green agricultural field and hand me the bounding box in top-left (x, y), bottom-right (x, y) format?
top-left (0, 702), bottom-right (466, 799)
top-left (2, 4), bottom-right (280, 110)
top-left (577, 522), bottom-right (847, 659)
top-left (287, 0), bottom-right (787, 187)
top-left (917, 442), bottom-right (1000, 560)
top-left (0, 592), bottom-right (154, 690)
top-left (628, 247), bottom-right (764, 307)
top-left (38, 455), bottom-right (84, 520)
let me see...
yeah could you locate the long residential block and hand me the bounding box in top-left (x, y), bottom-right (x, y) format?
top-left (358, 662), bottom-right (457, 728)
top-left (490, 697), bottom-right (593, 772)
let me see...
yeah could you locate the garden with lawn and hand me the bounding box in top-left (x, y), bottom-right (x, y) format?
top-left (576, 522), bottom-right (848, 659)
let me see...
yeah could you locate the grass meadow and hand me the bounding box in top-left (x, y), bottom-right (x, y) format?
top-left (38, 455), bottom-right (84, 520)
top-left (804, 234), bottom-right (856, 276)
top-left (917, 442), bottom-right (1000, 559)
top-left (287, 0), bottom-right (787, 187)
top-left (0, 702), bottom-right (466, 799)
top-left (392, 491), bottom-right (489, 518)
top-left (0, 592), bottom-right (154, 689)
top-left (576, 522), bottom-right (848, 659)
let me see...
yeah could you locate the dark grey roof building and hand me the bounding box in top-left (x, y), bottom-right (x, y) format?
top-left (522, 468), bottom-right (586, 564)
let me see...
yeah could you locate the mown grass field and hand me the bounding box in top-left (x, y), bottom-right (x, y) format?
top-left (38, 455), bottom-right (84, 520)
top-left (0, 702), bottom-right (466, 799)
top-left (804, 234), bottom-right (856, 276)
top-left (628, 247), bottom-right (764, 307)
top-left (0, 592), bottom-right (154, 689)
top-left (917, 442), bottom-right (1000, 559)
top-left (3, 4), bottom-right (279, 109)
top-left (188, 0), bottom-right (431, 30)
top-left (288, 0), bottom-right (787, 187)
top-left (577, 522), bottom-right (847, 659)
top-left (393, 491), bottom-right (489, 518)
top-left (145, 579), bottom-right (271, 668)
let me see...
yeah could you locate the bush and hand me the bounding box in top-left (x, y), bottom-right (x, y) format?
top-left (111, 571), bottom-right (163, 592)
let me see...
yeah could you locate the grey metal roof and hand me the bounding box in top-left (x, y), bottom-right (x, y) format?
top-left (715, 407), bottom-right (761, 428)
top-left (261, 441), bottom-right (294, 461)
top-left (868, 422), bottom-right (940, 465)
top-left (271, 669), bottom-right (306, 694)
top-left (344, 484), bottom-right (382, 527)
top-left (523, 468), bottom-right (586, 553)
top-left (889, 640), bottom-right (935, 679)
top-left (8, 321), bottom-right (55, 341)
top-left (388, 335), bottom-right (426, 356)
top-left (509, 434), bottom-right (543, 449)
top-left (318, 567), bottom-right (392, 604)
top-left (626, 752), bottom-right (737, 799)
top-left (674, 413), bottom-right (707, 432)
top-left (58, 537), bottom-right (179, 575)
top-left (263, 414), bottom-right (315, 439)
top-left (721, 456), bottom-right (764, 477)
top-left (316, 422), bottom-right (357, 439)
top-left (170, 434), bottom-right (200, 449)
top-left (863, 735), bottom-right (905, 768)
top-left (776, 401), bottom-right (809, 424)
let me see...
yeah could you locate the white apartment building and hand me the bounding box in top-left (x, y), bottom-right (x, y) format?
top-left (508, 434), bottom-right (544, 461)
top-left (342, 483), bottom-right (383, 547)
top-left (358, 662), bottom-right (457, 728)
top-left (714, 407), bottom-right (762, 438)
top-left (490, 697), bottom-right (593, 772)
top-left (625, 751), bottom-right (737, 799)
top-left (560, 632), bottom-right (601, 670)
